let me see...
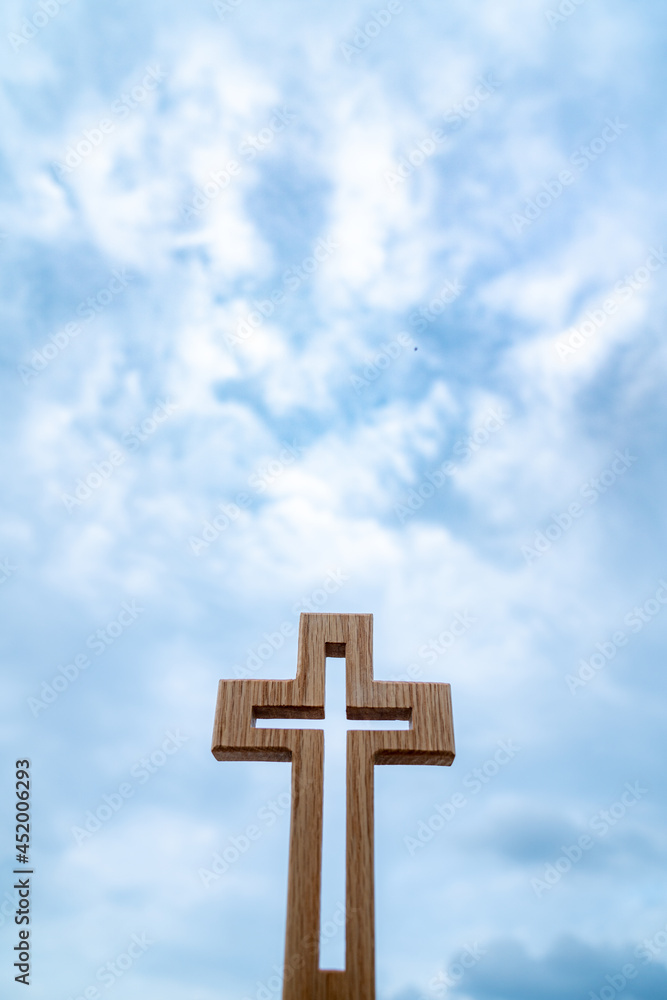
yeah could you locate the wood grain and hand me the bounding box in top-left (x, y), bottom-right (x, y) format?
top-left (212, 613), bottom-right (455, 1000)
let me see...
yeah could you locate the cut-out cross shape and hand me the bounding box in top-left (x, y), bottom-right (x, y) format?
top-left (212, 613), bottom-right (455, 1000)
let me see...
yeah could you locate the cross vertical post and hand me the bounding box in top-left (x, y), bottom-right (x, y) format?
top-left (212, 613), bottom-right (455, 1000)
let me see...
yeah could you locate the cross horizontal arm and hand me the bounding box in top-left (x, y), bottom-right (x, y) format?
top-left (212, 677), bottom-right (324, 762)
top-left (360, 682), bottom-right (455, 765)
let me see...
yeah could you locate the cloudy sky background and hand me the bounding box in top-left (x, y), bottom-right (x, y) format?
top-left (1, 0), bottom-right (667, 997)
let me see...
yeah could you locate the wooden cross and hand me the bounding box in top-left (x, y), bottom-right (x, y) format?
top-left (211, 612), bottom-right (455, 1000)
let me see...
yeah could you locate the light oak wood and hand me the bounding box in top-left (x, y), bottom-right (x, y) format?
top-left (212, 613), bottom-right (455, 1000)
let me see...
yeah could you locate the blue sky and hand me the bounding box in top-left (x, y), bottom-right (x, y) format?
top-left (1, 0), bottom-right (667, 997)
